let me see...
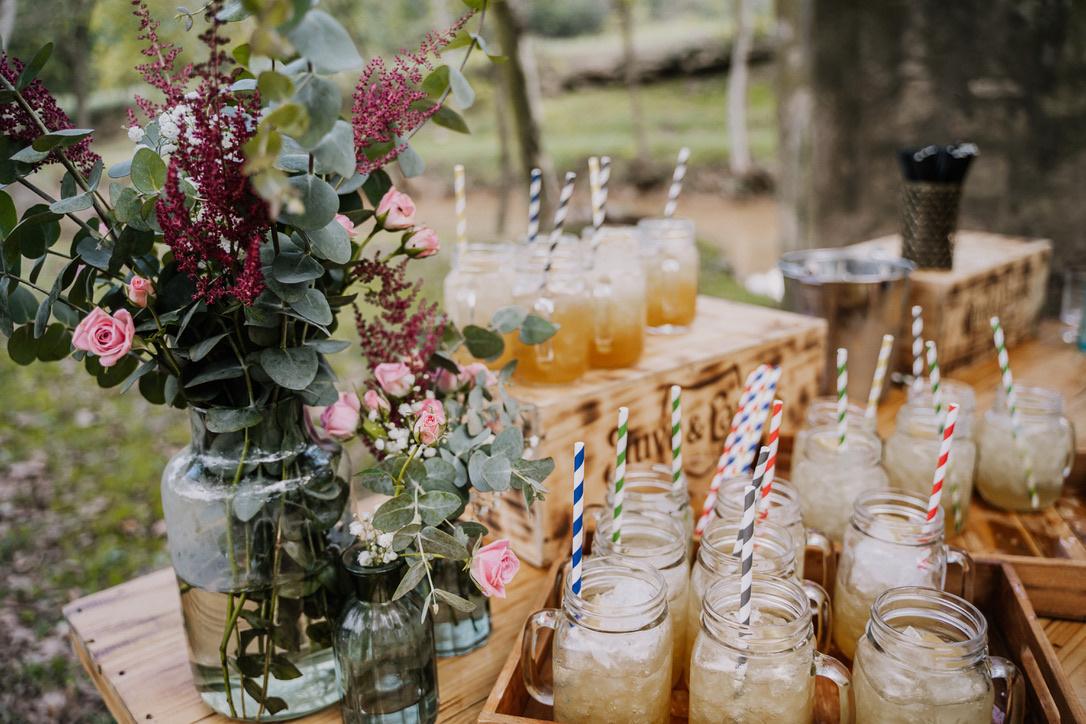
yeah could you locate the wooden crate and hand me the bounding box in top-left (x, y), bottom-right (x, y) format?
top-left (851, 231), bottom-right (1051, 374)
top-left (478, 296), bottom-right (826, 567)
top-left (481, 550), bottom-right (1086, 723)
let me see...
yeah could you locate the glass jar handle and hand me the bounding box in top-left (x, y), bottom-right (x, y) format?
top-left (801, 580), bottom-right (832, 651)
top-left (814, 651), bottom-right (853, 724)
top-left (1059, 415), bottom-right (1076, 480)
top-left (945, 545), bottom-right (975, 602)
top-left (521, 608), bottom-right (560, 706)
top-left (592, 276), bottom-right (614, 354)
top-left (804, 527), bottom-right (834, 590)
top-left (531, 296), bottom-right (556, 367)
top-left (990, 655), bottom-right (1025, 724)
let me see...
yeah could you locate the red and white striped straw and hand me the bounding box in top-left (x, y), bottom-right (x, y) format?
top-left (758, 399), bottom-right (784, 519)
top-left (926, 403), bottom-right (960, 521)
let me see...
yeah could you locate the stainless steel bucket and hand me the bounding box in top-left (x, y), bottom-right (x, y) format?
top-left (779, 249), bottom-right (915, 400)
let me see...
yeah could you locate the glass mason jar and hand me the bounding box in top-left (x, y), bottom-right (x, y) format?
top-left (431, 555), bottom-right (490, 657)
top-left (334, 552), bottom-right (438, 724)
top-left (906, 379), bottom-right (977, 433)
top-left (791, 426), bottom-right (889, 543)
top-left (162, 399), bottom-right (351, 720)
top-left (442, 242), bottom-right (516, 369)
top-left (794, 397), bottom-right (879, 462)
top-left (602, 462), bottom-right (694, 560)
top-left (594, 510), bottom-right (690, 687)
top-left (510, 238), bottom-right (593, 385)
top-left (521, 558), bottom-right (672, 724)
top-left (687, 519), bottom-right (831, 684)
top-left (689, 575), bottom-right (852, 724)
top-left (884, 401), bottom-right (977, 533)
top-left (712, 475), bottom-right (833, 582)
top-left (584, 225), bottom-right (647, 368)
top-left (976, 386), bottom-right (1075, 511)
top-left (832, 489), bottom-right (974, 663)
top-left (854, 586), bottom-right (1024, 723)
top-left (637, 217), bottom-right (699, 334)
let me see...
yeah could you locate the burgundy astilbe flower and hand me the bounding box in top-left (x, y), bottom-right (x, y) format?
top-left (353, 255), bottom-right (445, 387)
top-left (130, 0), bottom-right (191, 122)
top-left (0, 54), bottom-right (99, 175)
top-left (351, 13), bottom-right (473, 174)
top-left (155, 8), bottom-right (269, 305)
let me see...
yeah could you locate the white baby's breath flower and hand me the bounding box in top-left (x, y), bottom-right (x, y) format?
top-left (348, 521), bottom-right (364, 536)
top-left (528, 435), bottom-right (540, 448)
top-left (382, 550), bottom-right (397, 563)
top-left (374, 438), bottom-right (385, 451)
top-left (127, 126), bottom-right (145, 143)
top-left (397, 403), bottom-right (412, 417)
top-left (377, 532), bottom-right (394, 548)
top-left (367, 410), bottom-right (377, 421)
top-left (357, 550), bottom-right (373, 566)
top-left (160, 143), bottom-right (177, 155)
top-left (423, 447), bottom-right (436, 458)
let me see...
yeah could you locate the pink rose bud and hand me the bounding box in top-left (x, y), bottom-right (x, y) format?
top-left (362, 389), bottom-right (390, 413)
top-left (469, 539), bottom-right (520, 599)
top-left (126, 276), bottom-right (154, 308)
top-left (320, 392), bottom-right (361, 439)
top-left (412, 408), bottom-right (445, 445)
top-left (459, 362), bottom-right (498, 388)
top-left (404, 226), bottom-right (439, 258)
top-left (71, 307), bottom-right (135, 368)
top-left (334, 213), bottom-right (357, 238)
top-left (417, 397), bottom-right (447, 425)
top-left (373, 361), bottom-right (415, 397)
top-left (434, 367), bottom-right (461, 393)
top-left (376, 188), bottom-right (416, 230)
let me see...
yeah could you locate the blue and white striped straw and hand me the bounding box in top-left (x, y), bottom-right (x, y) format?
top-left (735, 366), bottom-right (781, 475)
top-left (527, 167), bottom-right (542, 244)
top-left (571, 441), bottom-right (585, 596)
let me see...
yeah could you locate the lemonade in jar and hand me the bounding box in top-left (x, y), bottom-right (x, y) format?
top-left (637, 218), bottom-right (698, 333)
top-left (584, 226), bottom-right (646, 368)
top-left (442, 242), bottom-right (515, 368)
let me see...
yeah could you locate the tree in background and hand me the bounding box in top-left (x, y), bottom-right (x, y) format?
top-left (727, 0), bottom-right (753, 176)
top-left (616, 0), bottom-right (650, 173)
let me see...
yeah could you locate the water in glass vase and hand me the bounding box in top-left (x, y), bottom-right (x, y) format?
top-left (430, 556), bottom-right (490, 656)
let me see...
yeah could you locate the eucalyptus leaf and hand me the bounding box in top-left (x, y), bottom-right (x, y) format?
top-left (306, 218), bottom-right (350, 263)
top-left (280, 175), bottom-right (337, 231)
top-left (372, 494), bottom-right (415, 532)
top-left (433, 588), bottom-right (476, 612)
top-left (259, 346), bottom-right (319, 390)
top-left (206, 407), bottom-right (263, 433)
top-left (481, 455), bottom-right (512, 491)
top-left (48, 192), bottom-right (93, 214)
top-left (292, 74), bottom-right (341, 149)
top-left (424, 458), bottom-right (457, 486)
top-left (310, 120), bottom-right (356, 179)
top-left (462, 325), bottom-right (504, 361)
top-left (189, 333), bottom-right (228, 362)
top-left (419, 526), bottom-right (469, 560)
top-left (184, 360), bottom-right (244, 387)
top-left (447, 65), bottom-right (475, 108)
top-left (418, 490), bottom-right (463, 525)
top-left (285, 10), bottom-right (364, 74)
top-left (272, 251), bottom-right (324, 283)
top-left (130, 147), bottom-right (167, 194)
top-left (431, 106), bottom-right (469, 134)
top-left (520, 314), bottom-right (559, 345)
top-left (304, 338), bottom-right (350, 354)
top-left (421, 65), bottom-right (450, 98)
top-left (392, 560), bottom-right (427, 601)
top-left (491, 305), bottom-right (527, 334)
top-left (397, 143), bottom-right (425, 178)
top-left (491, 427), bottom-right (524, 461)
top-left (288, 288), bottom-right (333, 326)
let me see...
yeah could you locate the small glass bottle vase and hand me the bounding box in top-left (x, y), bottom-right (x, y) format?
top-left (431, 556), bottom-right (491, 657)
top-left (335, 552), bottom-right (439, 724)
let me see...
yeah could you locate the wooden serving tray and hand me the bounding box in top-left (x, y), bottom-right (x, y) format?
top-left (480, 549), bottom-right (1086, 723)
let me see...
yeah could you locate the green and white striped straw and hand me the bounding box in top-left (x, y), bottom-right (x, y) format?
top-left (990, 317), bottom-right (1039, 508)
top-left (836, 347), bottom-right (848, 449)
top-left (612, 406), bottom-right (628, 543)
top-left (670, 386), bottom-right (683, 487)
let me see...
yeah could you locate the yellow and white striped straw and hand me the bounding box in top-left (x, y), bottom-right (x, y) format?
top-left (453, 164), bottom-right (467, 249)
top-left (866, 334), bottom-right (894, 419)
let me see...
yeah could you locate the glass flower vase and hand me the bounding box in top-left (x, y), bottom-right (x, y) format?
top-left (431, 556), bottom-right (491, 657)
top-left (334, 552), bottom-right (439, 724)
top-left (162, 398), bottom-right (351, 721)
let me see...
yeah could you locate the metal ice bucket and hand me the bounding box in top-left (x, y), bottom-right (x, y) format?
top-left (780, 249), bottom-right (915, 400)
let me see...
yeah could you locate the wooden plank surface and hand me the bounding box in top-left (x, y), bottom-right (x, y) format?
top-left (65, 320), bottom-right (1086, 722)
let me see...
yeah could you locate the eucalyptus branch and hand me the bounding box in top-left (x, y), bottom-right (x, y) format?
top-left (146, 305), bottom-right (183, 377)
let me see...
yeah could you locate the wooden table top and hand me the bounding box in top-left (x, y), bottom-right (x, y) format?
top-left (64, 321), bottom-right (1086, 723)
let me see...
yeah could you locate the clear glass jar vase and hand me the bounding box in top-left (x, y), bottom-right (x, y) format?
top-left (853, 586), bottom-right (1023, 723)
top-left (976, 386), bottom-right (1074, 511)
top-left (162, 399), bottom-right (351, 721)
top-left (583, 225), bottom-right (647, 368)
top-left (689, 574), bottom-right (852, 724)
top-left (431, 554), bottom-right (491, 657)
top-left (334, 552), bottom-right (438, 724)
top-left (443, 242), bottom-right (516, 369)
top-left (637, 217), bottom-right (699, 334)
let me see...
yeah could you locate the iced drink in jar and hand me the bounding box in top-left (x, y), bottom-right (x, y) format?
top-left (636, 217), bottom-right (698, 333)
top-left (442, 242), bottom-right (516, 369)
top-left (853, 586), bottom-right (1022, 723)
top-left (689, 574), bottom-right (852, 724)
top-left (594, 510), bottom-right (689, 686)
top-left (793, 397), bottom-right (877, 462)
top-left (521, 558), bottom-right (672, 724)
top-left (603, 462), bottom-right (694, 561)
top-left (584, 225), bottom-right (647, 368)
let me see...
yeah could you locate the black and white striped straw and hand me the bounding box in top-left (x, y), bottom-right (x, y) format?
top-left (527, 167), bottom-right (542, 244)
top-left (737, 447), bottom-right (769, 626)
top-left (544, 171), bottom-right (577, 275)
top-left (663, 147), bottom-right (690, 218)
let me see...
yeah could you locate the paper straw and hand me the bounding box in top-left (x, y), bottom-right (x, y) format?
top-left (990, 317), bottom-right (1038, 508)
top-left (737, 448), bottom-right (770, 620)
top-left (912, 306), bottom-right (924, 388)
top-left (865, 334), bottom-right (894, 419)
top-left (670, 385), bottom-right (683, 488)
top-left (926, 404), bottom-right (959, 521)
top-left (735, 366), bottom-right (781, 475)
top-left (663, 146), bottom-right (690, 218)
top-left (571, 441), bottom-right (585, 596)
top-left (453, 164), bottom-right (466, 249)
top-left (925, 340), bottom-right (943, 422)
top-left (544, 171), bottom-right (577, 276)
top-left (588, 156), bottom-right (603, 234)
top-left (758, 399), bottom-right (784, 519)
top-left (836, 348), bottom-right (848, 449)
top-left (527, 167), bottom-right (542, 244)
top-left (612, 408), bottom-right (628, 544)
top-left (599, 155), bottom-right (611, 221)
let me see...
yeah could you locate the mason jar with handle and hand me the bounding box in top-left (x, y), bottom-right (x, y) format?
top-left (637, 217), bottom-right (698, 334)
top-left (794, 396), bottom-right (879, 462)
top-left (832, 489), bottom-right (974, 662)
top-left (521, 557), bottom-right (672, 724)
top-left (601, 462), bottom-right (694, 560)
top-left (853, 586), bottom-right (1023, 723)
top-left (976, 385), bottom-right (1075, 511)
top-left (584, 225), bottom-right (647, 368)
top-left (442, 241), bottom-right (515, 369)
top-left (689, 574), bottom-right (852, 724)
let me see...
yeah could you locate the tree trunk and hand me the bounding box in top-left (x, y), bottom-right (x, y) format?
top-left (0, 0), bottom-right (16, 49)
top-left (493, 67), bottom-right (513, 237)
top-left (492, 0), bottom-right (557, 221)
top-left (618, 0), bottom-right (649, 164)
top-left (69, 11), bottom-right (91, 128)
top-left (727, 0), bottom-right (753, 176)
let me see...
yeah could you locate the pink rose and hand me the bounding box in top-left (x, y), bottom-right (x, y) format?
top-left (413, 406), bottom-right (445, 445)
top-left (362, 389), bottom-right (389, 413)
top-left (417, 398), bottom-right (446, 425)
top-left (126, 276), bottom-right (154, 308)
top-left (373, 361), bottom-right (415, 397)
top-left (459, 362), bottom-right (497, 388)
top-left (470, 539), bottom-right (520, 599)
top-left (72, 307), bottom-right (135, 367)
top-left (376, 188), bottom-right (416, 230)
top-left (334, 213), bottom-right (357, 238)
top-left (404, 226), bottom-right (439, 258)
top-left (434, 367), bottom-right (461, 393)
top-left (320, 392), bottom-right (361, 439)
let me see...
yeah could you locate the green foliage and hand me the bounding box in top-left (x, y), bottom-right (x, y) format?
top-left (526, 0), bottom-right (609, 38)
